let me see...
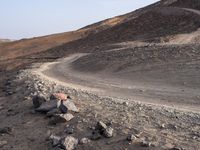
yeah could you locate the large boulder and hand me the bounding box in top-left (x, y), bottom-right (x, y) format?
top-left (35, 100), bottom-right (57, 113)
top-left (32, 94), bottom-right (46, 108)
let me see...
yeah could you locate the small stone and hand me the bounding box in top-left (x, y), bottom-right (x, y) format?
top-left (50, 93), bottom-right (68, 101)
top-left (61, 136), bottom-right (78, 150)
top-left (123, 102), bottom-right (129, 106)
top-left (103, 127), bottom-right (113, 138)
top-left (0, 141), bottom-right (7, 148)
top-left (65, 126), bottom-right (74, 134)
top-left (170, 146), bottom-right (183, 150)
top-left (32, 94), bottom-right (46, 108)
top-left (49, 135), bottom-right (62, 147)
top-left (0, 127), bottom-right (12, 134)
top-left (35, 100), bottom-right (57, 113)
top-left (50, 114), bottom-right (74, 125)
top-left (95, 121), bottom-right (107, 133)
top-left (141, 140), bottom-right (151, 147)
top-left (79, 138), bottom-right (91, 144)
top-left (161, 124), bottom-right (165, 129)
top-left (127, 134), bottom-right (137, 142)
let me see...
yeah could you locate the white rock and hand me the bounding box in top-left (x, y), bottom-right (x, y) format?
top-left (61, 136), bottom-right (78, 150)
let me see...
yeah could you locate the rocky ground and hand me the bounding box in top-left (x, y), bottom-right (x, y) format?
top-left (1, 1), bottom-right (200, 149)
top-left (0, 59), bottom-right (199, 150)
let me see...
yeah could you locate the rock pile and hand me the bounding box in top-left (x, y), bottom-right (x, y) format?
top-left (32, 93), bottom-right (79, 125)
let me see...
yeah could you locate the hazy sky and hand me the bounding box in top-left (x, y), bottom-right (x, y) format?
top-left (0, 0), bottom-right (158, 39)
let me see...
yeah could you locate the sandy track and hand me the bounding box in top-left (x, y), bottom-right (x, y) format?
top-left (34, 50), bottom-right (200, 113)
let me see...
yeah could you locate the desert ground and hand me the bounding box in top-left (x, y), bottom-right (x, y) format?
top-left (0, 0), bottom-right (200, 150)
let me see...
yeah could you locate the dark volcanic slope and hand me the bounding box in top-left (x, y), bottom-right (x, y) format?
top-left (83, 7), bottom-right (200, 44)
top-left (42, 0), bottom-right (200, 59)
top-left (166, 0), bottom-right (200, 10)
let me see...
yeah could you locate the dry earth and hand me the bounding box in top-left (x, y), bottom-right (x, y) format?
top-left (1, 0), bottom-right (200, 150)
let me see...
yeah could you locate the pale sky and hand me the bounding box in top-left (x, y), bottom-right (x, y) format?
top-left (0, 0), bottom-right (158, 39)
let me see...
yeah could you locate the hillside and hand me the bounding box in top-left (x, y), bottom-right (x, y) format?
top-left (1, 0), bottom-right (200, 63)
top-left (1, 1), bottom-right (200, 150)
top-left (0, 39), bottom-right (11, 43)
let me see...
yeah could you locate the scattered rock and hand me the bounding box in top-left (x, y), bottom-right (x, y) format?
top-left (0, 141), bottom-right (7, 148)
top-left (95, 121), bottom-right (107, 134)
top-left (61, 136), bottom-right (78, 150)
top-left (123, 102), bottom-right (129, 106)
top-left (32, 94), bottom-right (46, 108)
top-left (94, 121), bottom-right (114, 138)
top-left (0, 127), bottom-right (12, 134)
top-left (79, 138), bottom-right (91, 144)
top-left (58, 100), bottom-right (79, 113)
top-left (50, 114), bottom-right (74, 125)
top-left (51, 93), bottom-right (68, 101)
top-left (49, 135), bottom-right (62, 147)
top-left (127, 134), bottom-right (137, 142)
top-left (103, 127), bottom-right (113, 138)
top-left (161, 123), bottom-right (165, 129)
top-left (35, 100), bottom-right (57, 113)
top-left (65, 126), bottom-right (74, 134)
top-left (170, 146), bottom-right (184, 150)
top-left (141, 140), bottom-right (151, 147)
top-left (47, 108), bottom-right (61, 117)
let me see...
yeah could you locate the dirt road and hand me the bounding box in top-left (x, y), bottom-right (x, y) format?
top-left (38, 47), bottom-right (200, 113)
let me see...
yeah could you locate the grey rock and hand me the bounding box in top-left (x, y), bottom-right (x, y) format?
top-left (123, 102), bottom-right (129, 106)
top-left (127, 134), bottom-right (137, 141)
top-left (61, 136), bottom-right (78, 150)
top-left (59, 100), bottom-right (79, 113)
top-left (95, 121), bottom-right (107, 133)
top-left (103, 127), bottom-right (113, 138)
top-left (47, 108), bottom-right (61, 117)
top-left (50, 135), bottom-right (62, 147)
top-left (79, 138), bottom-right (91, 144)
top-left (141, 140), bottom-right (151, 147)
top-left (95, 121), bottom-right (114, 138)
top-left (50, 114), bottom-right (74, 125)
top-left (65, 126), bottom-right (74, 134)
top-left (36, 100), bottom-right (57, 113)
top-left (170, 146), bottom-right (184, 150)
top-left (0, 127), bottom-right (12, 134)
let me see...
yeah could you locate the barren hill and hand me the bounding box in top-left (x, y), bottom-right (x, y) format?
top-left (1, 0), bottom-right (200, 64)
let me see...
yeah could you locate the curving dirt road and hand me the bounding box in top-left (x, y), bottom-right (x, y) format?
top-left (38, 47), bottom-right (200, 113)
